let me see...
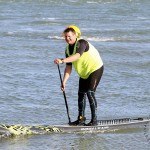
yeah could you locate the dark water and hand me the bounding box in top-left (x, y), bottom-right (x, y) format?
top-left (0, 0), bottom-right (150, 149)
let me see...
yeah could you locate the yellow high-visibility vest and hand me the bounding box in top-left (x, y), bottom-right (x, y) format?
top-left (66, 40), bottom-right (103, 79)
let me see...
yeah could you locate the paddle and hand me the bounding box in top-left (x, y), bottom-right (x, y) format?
top-left (57, 64), bottom-right (71, 124)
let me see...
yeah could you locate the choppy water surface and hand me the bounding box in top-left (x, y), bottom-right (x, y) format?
top-left (0, 0), bottom-right (150, 149)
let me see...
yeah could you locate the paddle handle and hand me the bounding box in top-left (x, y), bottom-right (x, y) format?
top-left (57, 64), bottom-right (71, 123)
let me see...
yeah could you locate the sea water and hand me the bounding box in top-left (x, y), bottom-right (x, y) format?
top-left (0, 0), bottom-right (150, 149)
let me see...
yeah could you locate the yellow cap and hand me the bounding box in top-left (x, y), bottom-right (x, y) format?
top-left (64, 25), bottom-right (81, 38)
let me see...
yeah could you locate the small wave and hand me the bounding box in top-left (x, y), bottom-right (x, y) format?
top-left (0, 124), bottom-right (62, 138)
top-left (86, 0), bottom-right (127, 5)
top-left (42, 17), bottom-right (58, 20)
top-left (87, 1), bottom-right (98, 4)
top-left (47, 35), bottom-right (115, 42)
top-left (7, 32), bottom-right (14, 35)
top-left (48, 36), bottom-right (64, 40)
top-left (83, 36), bottom-right (115, 42)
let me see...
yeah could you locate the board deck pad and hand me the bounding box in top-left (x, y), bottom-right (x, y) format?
top-left (0, 117), bottom-right (149, 138)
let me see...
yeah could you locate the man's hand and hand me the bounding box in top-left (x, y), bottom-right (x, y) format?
top-left (61, 82), bottom-right (65, 91)
top-left (54, 58), bottom-right (64, 64)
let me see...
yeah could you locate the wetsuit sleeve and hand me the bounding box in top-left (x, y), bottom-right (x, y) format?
top-left (76, 39), bottom-right (89, 56)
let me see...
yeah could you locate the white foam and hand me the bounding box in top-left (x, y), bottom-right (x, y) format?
top-left (83, 36), bottom-right (115, 42)
top-left (42, 17), bottom-right (58, 20)
top-left (87, 1), bottom-right (98, 4)
top-left (47, 36), bottom-right (64, 40)
top-left (7, 32), bottom-right (14, 35)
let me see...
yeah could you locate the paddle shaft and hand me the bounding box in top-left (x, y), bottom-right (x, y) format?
top-left (57, 64), bottom-right (71, 123)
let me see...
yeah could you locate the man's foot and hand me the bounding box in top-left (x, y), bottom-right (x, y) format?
top-left (69, 116), bottom-right (86, 126)
top-left (86, 120), bottom-right (97, 126)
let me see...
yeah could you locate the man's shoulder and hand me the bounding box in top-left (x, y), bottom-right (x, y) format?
top-left (78, 39), bottom-right (88, 43)
top-left (77, 39), bottom-right (88, 47)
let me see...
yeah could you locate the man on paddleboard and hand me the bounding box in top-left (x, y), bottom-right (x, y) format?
top-left (54, 25), bottom-right (104, 126)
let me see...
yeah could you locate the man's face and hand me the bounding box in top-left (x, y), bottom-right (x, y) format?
top-left (64, 31), bottom-right (76, 45)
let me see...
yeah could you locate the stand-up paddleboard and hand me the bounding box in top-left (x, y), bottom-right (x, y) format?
top-left (0, 117), bottom-right (149, 138)
top-left (54, 117), bottom-right (150, 133)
